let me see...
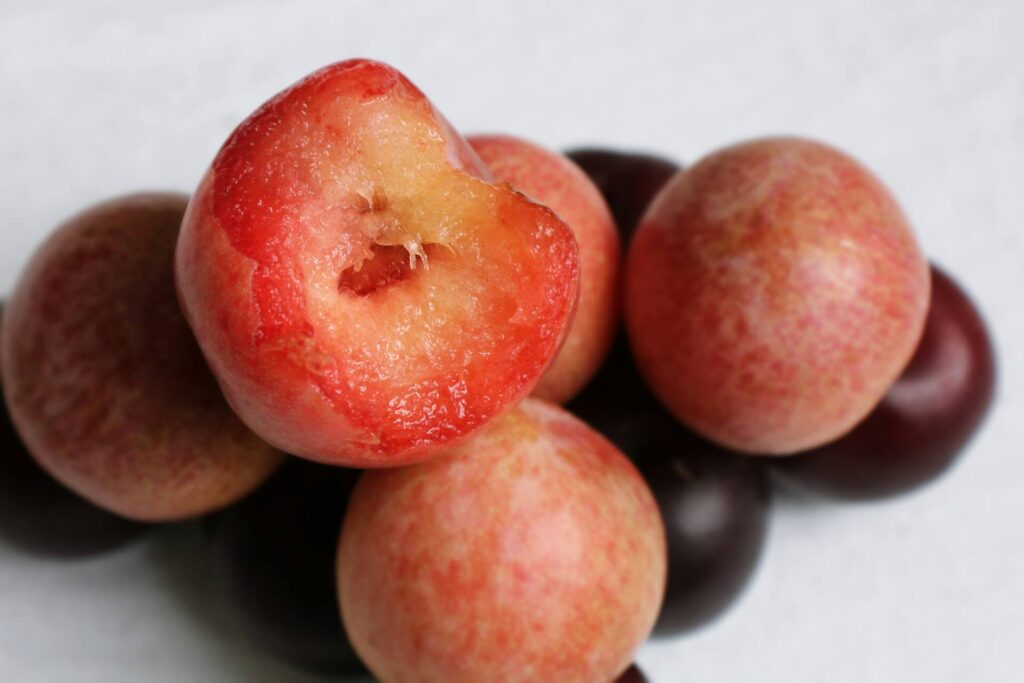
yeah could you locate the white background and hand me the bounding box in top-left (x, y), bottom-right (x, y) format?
top-left (2, 1), bottom-right (1023, 681)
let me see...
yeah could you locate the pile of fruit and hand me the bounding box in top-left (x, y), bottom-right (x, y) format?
top-left (0, 59), bottom-right (995, 682)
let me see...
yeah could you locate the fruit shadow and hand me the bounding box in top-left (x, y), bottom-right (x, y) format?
top-left (0, 518), bottom-right (148, 562)
top-left (144, 521), bottom-right (376, 683)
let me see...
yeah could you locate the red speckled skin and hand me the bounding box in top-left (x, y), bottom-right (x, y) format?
top-left (470, 135), bottom-right (620, 404)
top-left (626, 137), bottom-right (930, 455)
top-left (0, 195), bottom-right (283, 521)
top-left (176, 60), bottom-right (579, 467)
top-left (337, 399), bottom-right (666, 683)
top-left (776, 265), bottom-right (996, 498)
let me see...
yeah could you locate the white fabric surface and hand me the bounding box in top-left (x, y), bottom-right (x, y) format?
top-left (1, 1), bottom-right (1022, 681)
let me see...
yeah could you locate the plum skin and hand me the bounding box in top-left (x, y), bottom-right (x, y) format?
top-left (471, 134), bottom-right (621, 404)
top-left (570, 332), bottom-right (770, 635)
top-left (568, 146), bottom-right (770, 634)
top-left (565, 148), bottom-right (680, 241)
top-left (0, 300), bottom-right (149, 557)
top-left (616, 664), bottom-right (650, 682)
top-left (625, 137), bottom-right (931, 455)
top-left (775, 264), bottom-right (996, 499)
top-left (0, 194), bottom-right (284, 521)
top-left (175, 59), bottom-right (580, 468)
top-left (337, 399), bottom-right (666, 683)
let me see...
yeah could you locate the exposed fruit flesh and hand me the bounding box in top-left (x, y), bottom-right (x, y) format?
top-left (468, 134), bottom-right (621, 405)
top-left (183, 60), bottom-right (579, 465)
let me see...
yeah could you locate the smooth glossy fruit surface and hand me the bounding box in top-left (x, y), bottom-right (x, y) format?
top-left (638, 418), bottom-right (770, 635)
top-left (1, 194), bottom-right (283, 521)
top-left (0, 301), bottom-right (149, 556)
top-left (566, 149), bottom-right (679, 240)
top-left (337, 399), bottom-right (666, 683)
top-left (626, 137), bottom-right (931, 455)
top-left (208, 457), bottom-right (365, 675)
top-left (775, 265), bottom-right (995, 499)
top-left (176, 60), bottom-right (579, 468)
top-left (471, 134), bottom-right (619, 404)
top-left (570, 335), bottom-right (769, 635)
top-left (616, 664), bottom-right (650, 682)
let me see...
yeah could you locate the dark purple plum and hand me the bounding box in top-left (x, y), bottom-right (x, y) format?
top-left (0, 301), bottom-right (149, 557)
top-left (566, 148), bottom-right (680, 241)
top-left (629, 411), bottom-right (770, 636)
top-left (617, 664), bottom-right (650, 682)
top-left (207, 457), bottom-right (366, 676)
top-left (569, 332), bottom-right (770, 636)
top-left (775, 265), bottom-right (996, 500)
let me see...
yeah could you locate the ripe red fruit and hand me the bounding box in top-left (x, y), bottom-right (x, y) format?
top-left (470, 134), bottom-right (620, 404)
top-left (1, 195), bottom-right (283, 521)
top-left (0, 302), bottom-right (149, 556)
top-left (775, 265), bottom-right (995, 499)
top-left (337, 399), bottom-right (666, 683)
top-left (176, 60), bottom-right (580, 468)
top-left (626, 137), bottom-right (931, 455)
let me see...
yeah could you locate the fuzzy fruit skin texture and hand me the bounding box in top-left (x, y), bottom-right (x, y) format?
top-left (0, 195), bottom-right (284, 522)
top-left (775, 265), bottom-right (995, 499)
top-left (626, 137), bottom-right (931, 455)
top-left (0, 301), bottom-right (149, 555)
top-left (470, 134), bottom-right (619, 404)
top-left (176, 60), bottom-right (579, 468)
top-left (337, 399), bottom-right (666, 683)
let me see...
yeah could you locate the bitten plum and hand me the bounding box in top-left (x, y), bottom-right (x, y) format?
top-left (470, 134), bottom-right (620, 404)
top-left (176, 60), bottom-right (580, 468)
